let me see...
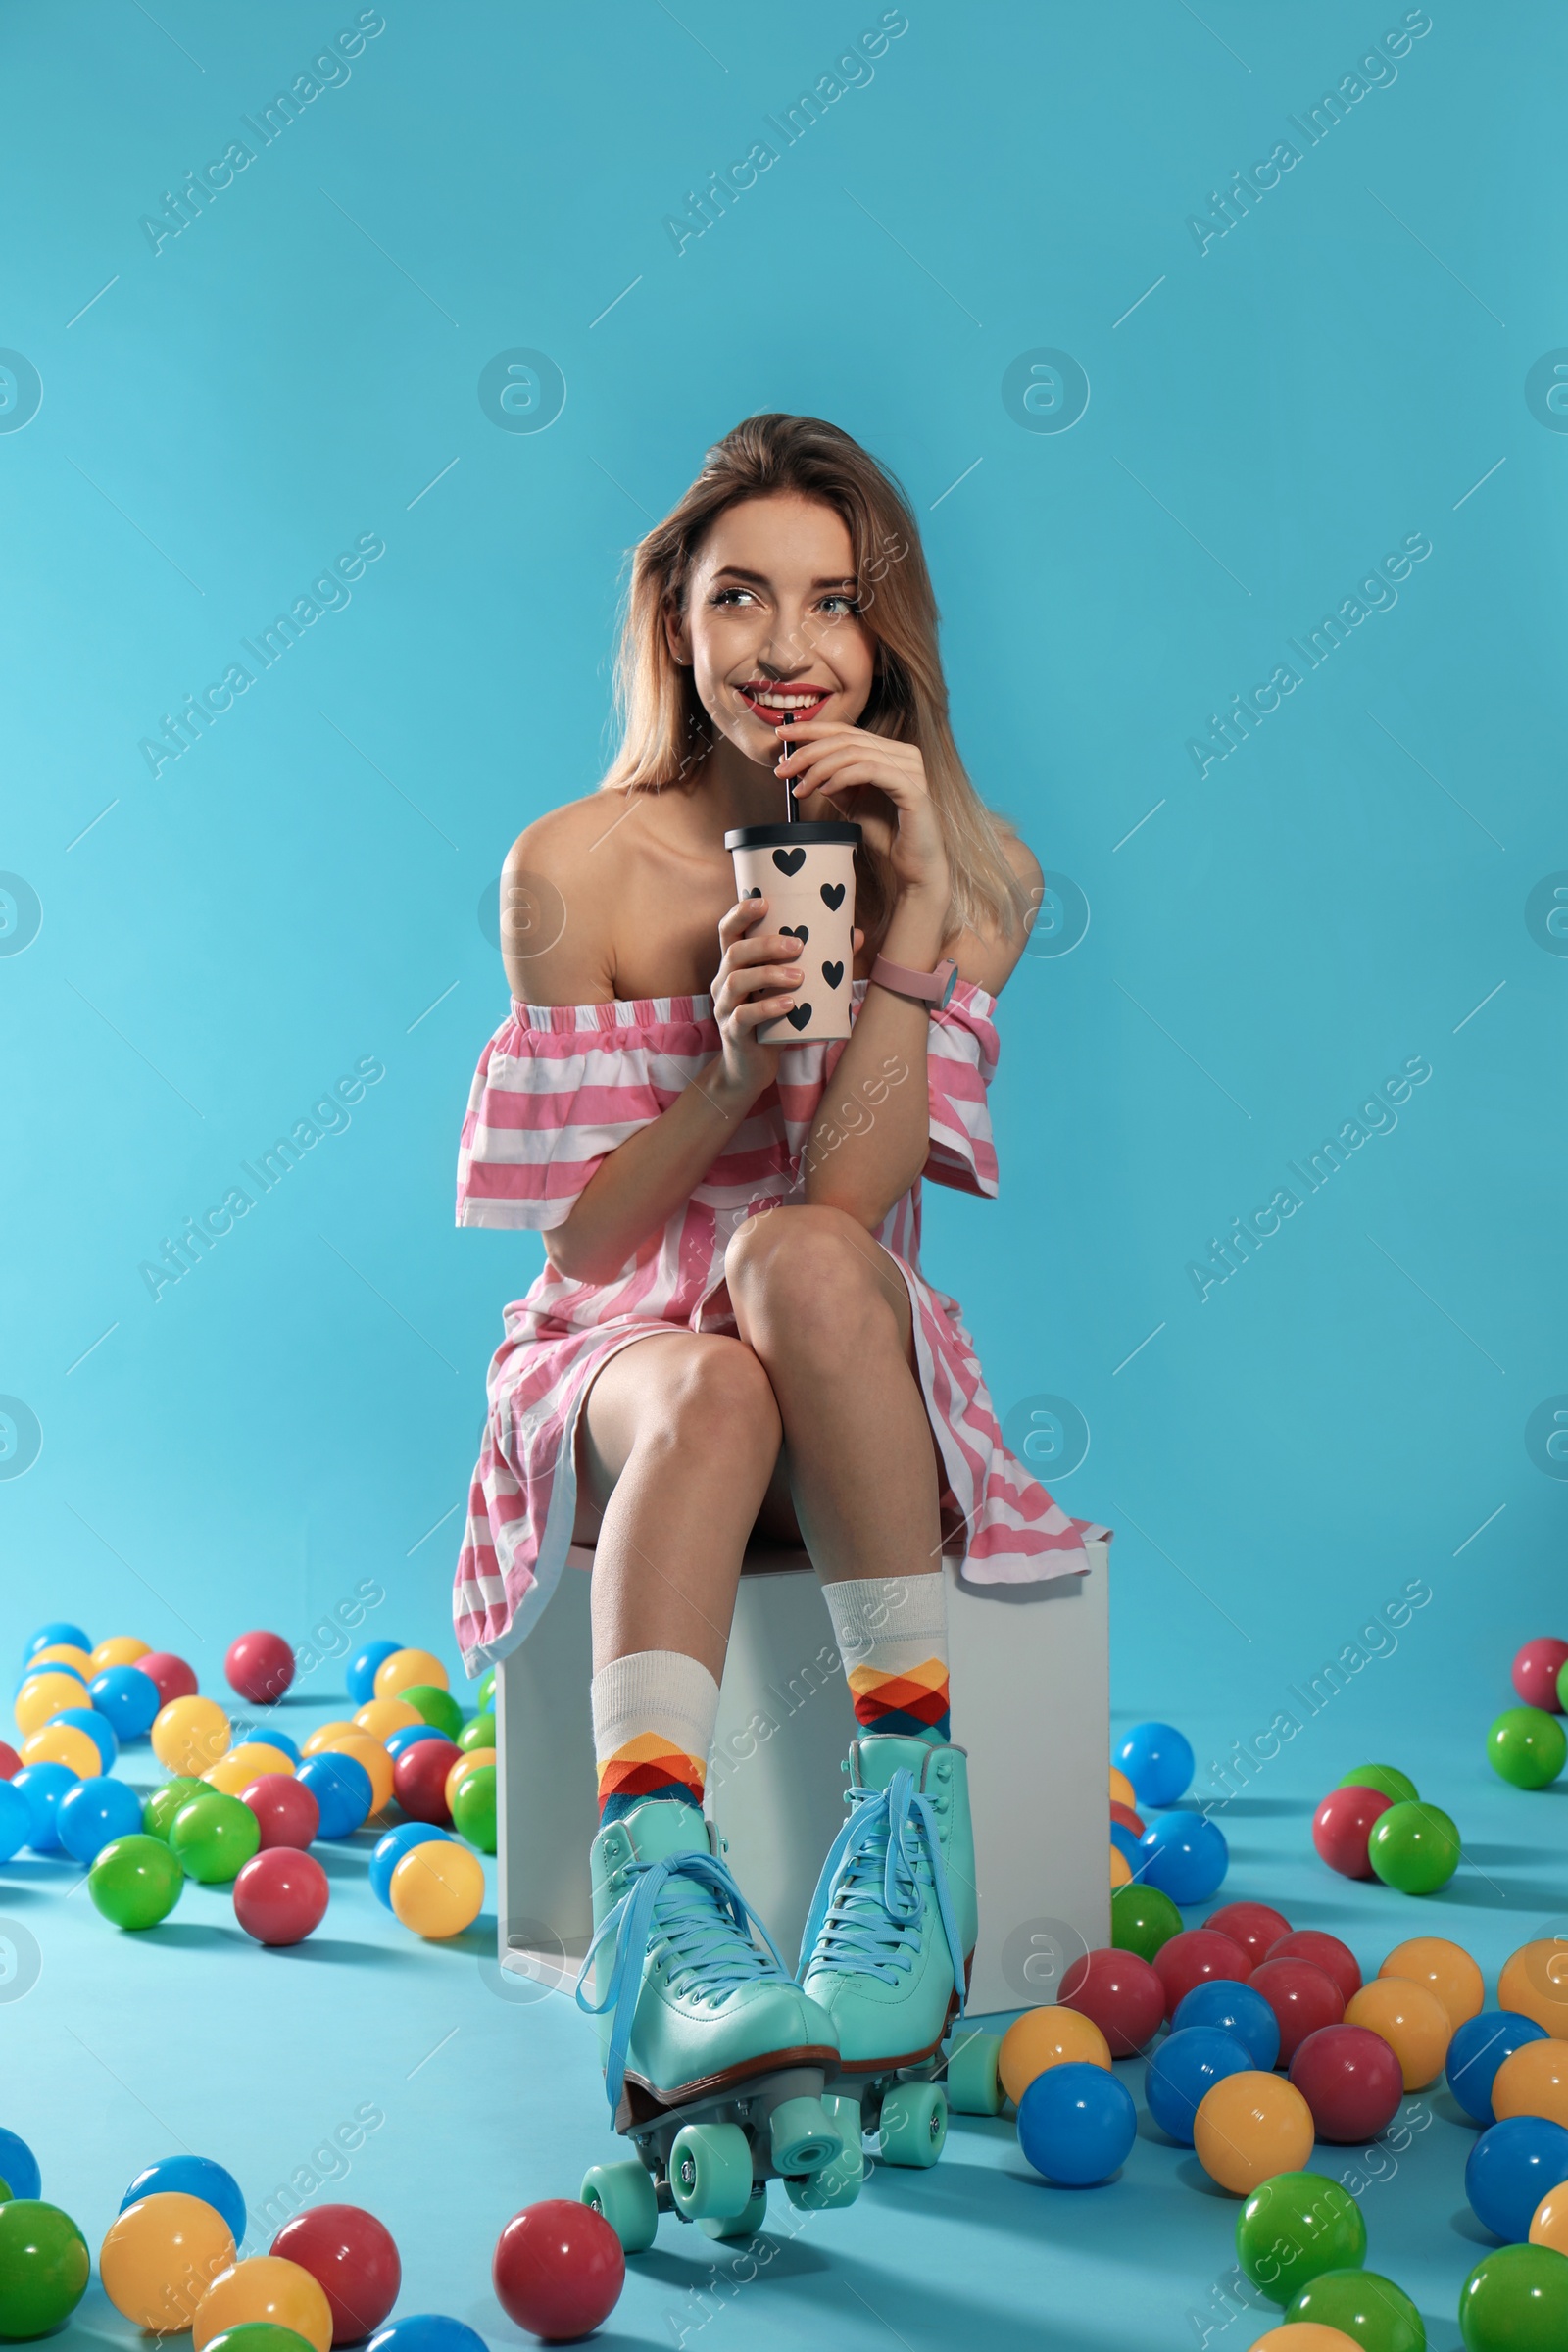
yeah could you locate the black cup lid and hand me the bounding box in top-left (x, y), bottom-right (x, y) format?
top-left (724, 822), bottom-right (861, 849)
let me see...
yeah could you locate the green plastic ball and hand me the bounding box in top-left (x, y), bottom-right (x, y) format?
top-left (1236, 2171), bottom-right (1367, 2305)
top-left (457, 1712), bottom-right (497, 1754)
top-left (1558, 1658), bottom-right (1568, 1715)
top-left (205, 2327), bottom-right (320, 2352)
top-left (452, 1762), bottom-right (496, 1853)
top-left (87, 1833), bottom-right (184, 1929)
top-left (143, 1777), bottom-right (207, 1840)
top-left (1288, 2266), bottom-right (1425, 2351)
top-left (168, 1790), bottom-right (261, 1885)
top-left (1341, 1762), bottom-right (1420, 1806)
top-left (0, 2199), bottom-right (90, 2336)
top-left (1460, 2243), bottom-right (1568, 2352)
top-left (474, 1667), bottom-right (496, 1714)
top-left (400, 1683), bottom-right (464, 1740)
top-left (1367, 1799), bottom-right (1461, 1894)
top-left (1110, 1882), bottom-right (1182, 1961)
top-left (1488, 1707), bottom-right (1568, 1791)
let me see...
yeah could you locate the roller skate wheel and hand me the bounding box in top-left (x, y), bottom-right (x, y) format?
top-left (878, 2081), bottom-right (948, 2168)
top-left (699, 2185), bottom-right (768, 2240)
top-left (768, 2094), bottom-right (839, 2175)
top-left (946, 2028), bottom-right (1004, 2116)
top-left (669, 2120), bottom-right (756, 2221)
top-left (783, 2094), bottom-right (864, 2212)
top-left (580, 2158), bottom-right (660, 2254)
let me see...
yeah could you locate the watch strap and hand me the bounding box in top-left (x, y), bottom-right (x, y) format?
top-left (869, 954), bottom-right (958, 1007)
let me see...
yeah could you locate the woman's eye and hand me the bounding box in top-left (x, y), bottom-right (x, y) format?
top-left (711, 587), bottom-right (756, 607)
top-left (820, 594), bottom-right (858, 615)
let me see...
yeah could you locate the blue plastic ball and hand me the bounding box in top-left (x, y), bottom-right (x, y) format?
top-left (89, 1664), bottom-right (162, 1741)
top-left (121, 2154), bottom-right (247, 2247)
top-left (0, 1782), bottom-right (30, 1863)
top-left (385, 1724), bottom-right (449, 1762)
top-left (1016, 2060), bottom-right (1138, 2186)
top-left (52, 1707), bottom-right (118, 1774)
top-left (0, 2128), bottom-right (41, 2201)
top-left (1146, 2027), bottom-right (1252, 2145)
top-left (1109, 1821), bottom-right (1142, 1871)
top-left (15, 1661), bottom-right (86, 1696)
top-left (368, 2322), bottom-right (489, 2352)
top-left (1448, 2011), bottom-right (1552, 2129)
top-left (347, 1640), bottom-right (404, 1708)
top-left (1115, 1721), bottom-right (1195, 1809)
top-left (12, 1762), bottom-right (81, 1852)
top-left (1138, 1815), bottom-right (1229, 1906)
top-left (297, 1751), bottom-right (372, 1839)
top-left (258, 1727), bottom-right (300, 1765)
top-left (370, 1822), bottom-right (452, 1910)
top-left (57, 1777), bottom-right (144, 1865)
top-left (1172, 1978), bottom-right (1281, 2071)
top-left (1467, 2115), bottom-right (1568, 2242)
top-left (24, 1624), bottom-right (90, 1665)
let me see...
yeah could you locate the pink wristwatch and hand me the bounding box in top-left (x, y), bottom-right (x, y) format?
top-left (869, 954), bottom-right (958, 1008)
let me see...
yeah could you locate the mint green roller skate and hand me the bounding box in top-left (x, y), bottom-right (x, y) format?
top-left (796, 1735), bottom-right (978, 2184)
top-left (575, 1796), bottom-right (844, 2251)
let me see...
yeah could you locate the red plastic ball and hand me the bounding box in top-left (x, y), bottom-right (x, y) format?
top-left (137, 1649), bottom-right (198, 1705)
top-left (1202, 1901), bottom-right (1292, 1968)
top-left (270, 2202), bottom-right (401, 2344)
top-left (225, 1629), bottom-right (296, 1706)
top-left (1152, 1927), bottom-right (1252, 2019)
top-left (0, 1742), bottom-right (19, 1781)
top-left (1060, 1945), bottom-right (1165, 2055)
top-left (232, 1847), bottom-right (329, 1945)
top-left (1250, 1957), bottom-right (1344, 2065)
top-left (1289, 2023), bottom-right (1403, 2142)
top-left (493, 2199), bottom-right (624, 2343)
top-left (1513, 1636), bottom-right (1568, 1712)
top-left (242, 1772), bottom-right (320, 1851)
top-left (1109, 1799), bottom-right (1146, 1839)
top-left (392, 1736), bottom-right (461, 1825)
top-left (1311, 1783), bottom-right (1393, 1879)
top-left (1266, 1928), bottom-right (1361, 2007)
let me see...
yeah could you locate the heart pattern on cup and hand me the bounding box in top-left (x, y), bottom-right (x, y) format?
top-left (781, 923), bottom-right (808, 943)
top-left (819, 881), bottom-right (846, 910)
top-left (785, 1004), bottom-right (812, 1031)
top-left (742, 886), bottom-right (761, 899)
top-left (820, 960), bottom-right (843, 990)
top-left (773, 848), bottom-right (807, 876)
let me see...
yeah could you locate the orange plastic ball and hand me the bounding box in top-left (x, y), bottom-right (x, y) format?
top-left (29, 1644), bottom-right (93, 1678)
top-left (373, 1647), bottom-right (449, 1701)
top-left (1109, 1843), bottom-right (1132, 1887)
top-left (1378, 1935), bottom-right (1484, 2030)
top-left (15, 1671), bottom-right (91, 1740)
top-left (1344, 1976), bottom-right (1451, 2090)
top-left (998, 2006), bottom-right (1111, 2105)
top-left (90, 1636), bottom-right (150, 1674)
top-left (100, 2192), bottom-right (235, 2331)
top-left (151, 1695), bottom-right (231, 1778)
top-left (1249, 2328), bottom-right (1362, 2351)
top-left (1499, 1940), bottom-right (1568, 2038)
top-left (21, 1723), bottom-right (102, 1778)
top-left (318, 1730), bottom-right (394, 1816)
top-left (1494, 2038), bottom-right (1568, 2130)
top-left (353, 1697), bottom-right (420, 1740)
top-left (388, 1840), bottom-right (486, 1938)
top-left (205, 1743), bottom-right (295, 1794)
top-left (301, 1720), bottom-right (359, 1758)
top-left (445, 1748), bottom-right (496, 1812)
top-left (1109, 1765), bottom-right (1136, 1809)
top-left (1530, 2182), bottom-right (1568, 2255)
top-left (1193, 2070), bottom-right (1315, 2195)
top-left (193, 2258), bottom-right (332, 2352)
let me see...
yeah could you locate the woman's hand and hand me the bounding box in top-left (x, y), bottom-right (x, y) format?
top-left (710, 896), bottom-right (801, 1100)
top-left (777, 722), bottom-right (951, 910)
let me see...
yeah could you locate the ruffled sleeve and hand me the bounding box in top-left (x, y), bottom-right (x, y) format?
top-left (922, 978), bottom-right (1001, 1199)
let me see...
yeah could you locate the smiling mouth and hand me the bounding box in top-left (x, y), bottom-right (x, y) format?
top-left (737, 683), bottom-right (831, 724)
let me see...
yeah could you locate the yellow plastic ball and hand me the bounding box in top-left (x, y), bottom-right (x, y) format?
top-left (90, 1636), bottom-right (151, 1674)
top-left (353, 1697), bottom-right (420, 1740)
top-left (1248, 2328), bottom-right (1363, 2351)
top-left (1193, 2071), bottom-right (1315, 2195)
top-left (204, 1743), bottom-right (296, 1794)
top-left (373, 1647), bottom-right (449, 1701)
top-left (21, 1723), bottom-right (101, 1779)
top-left (1494, 2038), bottom-right (1568, 2131)
top-left (1109, 1843), bottom-right (1132, 1887)
top-left (1377, 1935), bottom-right (1484, 2030)
top-left (302, 1720), bottom-right (359, 1758)
top-left (319, 1730), bottom-right (394, 1816)
top-left (15, 1671), bottom-right (90, 1740)
top-left (389, 1839), bottom-right (486, 1938)
top-left (446, 1747), bottom-right (496, 1811)
top-left (29, 1644), bottom-right (93, 1678)
top-left (998, 2006), bottom-right (1111, 2105)
top-left (1530, 2181), bottom-right (1568, 2255)
top-left (100, 2192), bottom-right (235, 2332)
top-left (1109, 1765), bottom-right (1136, 1809)
top-left (1344, 1977), bottom-right (1451, 2090)
top-left (151, 1695), bottom-right (231, 1779)
top-left (1499, 1941), bottom-right (1568, 2038)
top-left (193, 2258), bottom-right (332, 2352)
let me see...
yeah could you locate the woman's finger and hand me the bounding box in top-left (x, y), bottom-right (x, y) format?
top-left (718, 894), bottom-right (768, 941)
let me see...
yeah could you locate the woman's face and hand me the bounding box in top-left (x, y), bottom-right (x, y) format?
top-left (666, 493), bottom-right (876, 767)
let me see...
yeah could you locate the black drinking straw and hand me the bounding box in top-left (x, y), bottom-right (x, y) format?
top-left (780, 719), bottom-right (795, 822)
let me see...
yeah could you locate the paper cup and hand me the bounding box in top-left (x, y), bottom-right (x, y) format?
top-left (725, 821), bottom-right (860, 1044)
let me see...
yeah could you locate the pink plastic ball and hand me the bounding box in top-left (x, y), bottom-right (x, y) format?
top-left (233, 1846), bottom-right (329, 1944)
top-left (1513, 1637), bottom-right (1568, 1712)
top-left (137, 1650), bottom-right (198, 1705)
top-left (225, 1630), bottom-right (296, 1706)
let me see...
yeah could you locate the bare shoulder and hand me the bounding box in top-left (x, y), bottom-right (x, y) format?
top-left (951, 823), bottom-right (1043, 999)
top-left (500, 790), bottom-right (630, 1004)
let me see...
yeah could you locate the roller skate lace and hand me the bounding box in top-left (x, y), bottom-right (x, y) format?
top-left (799, 1766), bottom-right (966, 1997)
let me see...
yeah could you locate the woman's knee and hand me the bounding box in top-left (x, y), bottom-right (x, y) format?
top-left (641, 1337), bottom-right (781, 1462)
top-left (725, 1205), bottom-right (894, 1343)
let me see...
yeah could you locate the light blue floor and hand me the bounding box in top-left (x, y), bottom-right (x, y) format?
top-left (4, 1682), bottom-right (1562, 2352)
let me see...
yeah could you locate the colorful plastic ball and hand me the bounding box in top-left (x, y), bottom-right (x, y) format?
top-left (100, 2191), bottom-right (237, 2331)
top-left (144, 1777), bottom-right (209, 1840)
top-left (352, 1699), bottom-right (420, 1742)
top-left (1250, 1960), bottom-right (1346, 2067)
top-left (302, 1722), bottom-right (359, 1759)
top-left (1059, 1947), bottom-right (1165, 2056)
top-left (1380, 1935), bottom-right (1485, 2030)
top-left (1204, 1901), bottom-right (1293, 1968)
top-left (1341, 1763), bottom-right (1419, 1806)
top-left (225, 1632), bottom-right (296, 1707)
top-left (21, 1721), bottom-right (102, 1780)
top-left (90, 1636), bottom-right (150, 1674)
top-left (384, 1724), bottom-right (449, 1764)
top-left (1489, 1708), bottom-right (1568, 1791)
top-left (1500, 1943), bottom-right (1568, 2039)
top-left (1345, 1976), bottom-right (1451, 2091)
top-left (1109, 1764), bottom-right (1136, 1809)
top-left (1154, 1927), bottom-right (1252, 2019)
top-left (1109, 1821), bottom-right (1141, 1872)
top-left (1110, 1882), bottom-right (1182, 1962)
top-left (122, 2158), bottom-right (248, 2249)
top-left (15, 1670), bottom-right (92, 1739)
top-left (316, 1733), bottom-right (393, 1818)
top-left (1193, 2072), bottom-right (1313, 2195)
top-left (89, 1833), bottom-right (181, 1929)
top-left (367, 2321), bottom-right (488, 2352)
top-left (171, 1791), bottom-right (262, 1885)
top-left (24, 1621), bottom-right (91, 1662)
top-left (153, 1695), bottom-right (231, 1779)
top-left (1514, 1638), bottom-right (1568, 1712)
top-left (392, 1738), bottom-right (460, 1826)
top-left (89, 1664), bottom-right (162, 1741)
top-left (998, 2006), bottom-right (1111, 2104)
top-left (270, 2205), bottom-right (401, 2344)
top-left (1286, 2268), bottom-right (1425, 2352)
top-left (1114, 1722), bottom-right (1195, 1809)
top-left (369, 1824), bottom-right (452, 1910)
top-left (1531, 2183), bottom-right (1568, 2255)
top-left (1468, 2117), bottom-right (1568, 2243)
top-left (201, 2326), bottom-right (318, 2352)
top-left (1493, 2040), bottom-right (1568, 2132)
top-left (14, 1660), bottom-right (86, 1698)
top-left (27, 1644), bottom-right (93, 1678)
top-left (242, 1774), bottom-right (320, 1853)
top-left (398, 1686), bottom-right (464, 1741)
top-left (1173, 1978), bottom-right (1281, 2070)
top-left (1312, 1784), bottom-right (1395, 1880)
top-left (57, 1775), bottom-right (144, 1865)
top-left (1109, 1843), bottom-right (1132, 1889)
top-left (52, 1705), bottom-right (118, 1771)
top-left (451, 1765), bottom-right (496, 1854)
top-left (1147, 2027), bottom-right (1252, 2144)
top-left (388, 1840), bottom-right (485, 1939)
top-left (1236, 2172), bottom-right (1367, 2304)
top-left (1460, 2242), bottom-right (1568, 2352)
top-left (296, 1754), bottom-right (372, 1840)
top-left (444, 1749), bottom-right (494, 1808)
top-left (206, 1746), bottom-right (295, 1798)
top-left (1268, 1931), bottom-right (1361, 2008)
top-left (1246, 2324), bottom-right (1362, 2351)
top-left (0, 1779), bottom-right (27, 1862)
top-left (1289, 2025), bottom-right (1403, 2144)
top-left (1109, 1798), bottom-right (1145, 1839)
top-left (193, 2258), bottom-right (334, 2352)
top-left (1451, 2014), bottom-right (1553, 2128)
top-left (1138, 1815), bottom-right (1229, 1906)
top-left (12, 1762), bottom-right (80, 1851)
top-left (474, 1667), bottom-right (496, 1714)
top-left (457, 1713), bottom-right (497, 1755)
top-left (0, 1740), bottom-right (19, 1780)
top-left (1368, 1801), bottom-right (1461, 1895)
top-left (372, 1648), bottom-right (449, 1703)
top-left (1016, 2059), bottom-right (1137, 2185)
top-left (256, 1728), bottom-right (300, 1766)
top-left (492, 2200), bottom-right (624, 2343)
top-left (0, 2130), bottom-right (40, 2201)
top-left (0, 2199), bottom-right (91, 2337)
top-left (233, 1849), bottom-right (330, 1946)
top-left (345, 1642), bottom-right (404, 1708)
top-left (139, 1652), bottom-right (199, 1706)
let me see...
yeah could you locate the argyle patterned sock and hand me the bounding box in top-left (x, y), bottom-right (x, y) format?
top-left (591, 1648), bottom-right (719, 1823)
top-left (823, 1571), bottom-right (951, 1741)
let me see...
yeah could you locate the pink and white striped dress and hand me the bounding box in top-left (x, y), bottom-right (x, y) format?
top-left (451, 975), bottom-right (1109, 1673)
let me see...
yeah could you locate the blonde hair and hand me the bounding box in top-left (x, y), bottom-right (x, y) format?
top-left (599, 412), bottom-right (1029, 949)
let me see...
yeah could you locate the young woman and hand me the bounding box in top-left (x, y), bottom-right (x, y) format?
top-left (453, 414), bottom-right (1107, 2220)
